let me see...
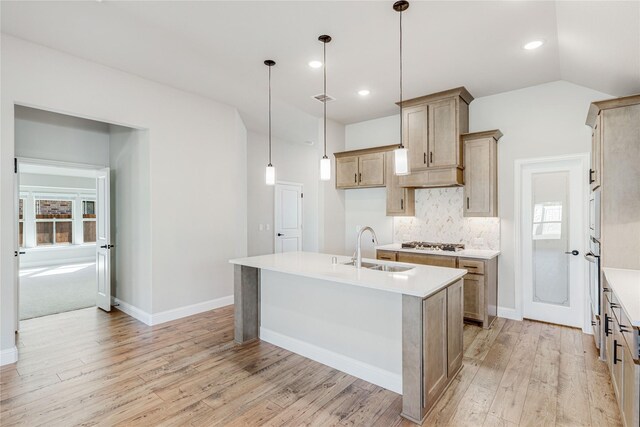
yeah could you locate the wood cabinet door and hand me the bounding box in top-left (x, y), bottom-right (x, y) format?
top-left (604, 301), bottom-right (614, 374)
top-left (428, 98), bottom-right (458, 168)
top-left (336, 156), bottom-right (359, 188)
top-left (404, 105), bottom-right (429, 172)
top-left (358, 152), bottom-right (385, 187)
top-left (591, 114), bottom-right (602, 191)
top-left (622, 344), bottom-right (639, 427)
top-left (613, 319), bottom-right (624, 399)
top-left (423, 288), bottom-right (448, 408)
top-left (463, 137), bottom-right (496, 217)
top-left (385, 151), bottom-right (414, 216)
top-left (397, 252), bottom-right (457, 268)
top-left (463, 273), bottom-right (484, 321)
top-left (447, 279), bottom-right (463, 378)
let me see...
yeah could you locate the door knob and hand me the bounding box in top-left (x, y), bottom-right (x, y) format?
top-left (565, 250), bottom-right (579, 256)
top-left (277, 233), bottom-right (284, 237)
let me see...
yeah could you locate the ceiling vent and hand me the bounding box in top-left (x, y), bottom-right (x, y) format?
top-left (312, 93), bottom-right (336, 103)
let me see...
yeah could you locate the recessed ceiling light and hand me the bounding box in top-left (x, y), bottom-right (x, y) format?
top-left (358, 89), bottom-right (370, 96)
top-left (523, 40), bottom-right (544, 50)
top-left (308, 60), bottom-right (322, 69)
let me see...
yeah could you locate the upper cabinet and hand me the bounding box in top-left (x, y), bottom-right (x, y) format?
top-left (334, 146), bottom-right (393, 189)
top-left (463, 130), bottom-right (502, 217)
top-left (590, 113), bottom-right (602, 191)
top-left (386, 152), bottom-right (415, 216)
top-left (398, 87), bottom-right (473, 188)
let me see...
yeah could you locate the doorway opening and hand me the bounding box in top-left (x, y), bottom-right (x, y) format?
top-left (17, 162), bottom-right (105, 320)
top-left (515, 154), bottom-right (589, 330)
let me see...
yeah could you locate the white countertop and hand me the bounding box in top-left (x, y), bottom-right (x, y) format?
top-left (603, 267), bottom-right (640, 327)
top-left (376, 243), bottom-right (500, 260)
top-left (229, 251), bottom-right (467, 299)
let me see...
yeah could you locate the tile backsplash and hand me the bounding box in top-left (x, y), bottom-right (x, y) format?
top-left (393, 187), bottom-right (500, 250)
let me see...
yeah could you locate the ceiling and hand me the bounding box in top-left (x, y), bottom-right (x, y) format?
top-left (2, 1), bottom-right (639, 144)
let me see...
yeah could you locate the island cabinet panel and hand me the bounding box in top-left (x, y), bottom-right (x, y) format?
top-left (358, 152), bottom-right (385, 187)
top-left (447, 280), bottom-right (464, 377)
top-left (336, 156), bottom-right (359, 188)
top-left (423, 289), bottom-right (448, 409)
top-left (397, 252), bottom-right (457, 268)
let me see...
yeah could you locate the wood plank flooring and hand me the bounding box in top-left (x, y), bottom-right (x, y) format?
top-left (0, 306), bottom-right (622, 426)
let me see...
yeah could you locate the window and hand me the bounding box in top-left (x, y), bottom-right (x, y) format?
top-left (19, 198), bottom-right (24, 248)
top-left (83, 200), bottom-right (96, 243)
top-left (35, 199), bottom-right (73, 246)
top-left (532, 202), bottom-right (563, 240)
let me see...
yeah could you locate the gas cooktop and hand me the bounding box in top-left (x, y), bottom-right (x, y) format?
top-left (401, 241), bottom-right (465, 252)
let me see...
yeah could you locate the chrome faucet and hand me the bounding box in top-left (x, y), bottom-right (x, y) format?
top-left (354, 226), bottom-right (379, 268)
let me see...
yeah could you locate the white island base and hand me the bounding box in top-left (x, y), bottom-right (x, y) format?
top-left (231, 252), bottom-right (467, 424)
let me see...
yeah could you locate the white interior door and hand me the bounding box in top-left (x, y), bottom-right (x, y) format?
top-left (274, 183), bottom-right (303, 253)
top-left (521, 158), bottom-right (585, 327)
top-left (96, 167), bottom-right (111, 312)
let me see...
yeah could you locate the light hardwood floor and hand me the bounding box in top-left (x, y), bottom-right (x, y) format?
top-left (0, 305), bottom-right (622, 426)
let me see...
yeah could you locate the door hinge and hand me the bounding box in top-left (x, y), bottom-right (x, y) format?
top-left (14, 158), bottom-right (17, 174)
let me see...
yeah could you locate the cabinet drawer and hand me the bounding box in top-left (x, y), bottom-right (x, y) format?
top-left (458, 259), bottom-right (484, 275)
top-left (376, 250), bottom-right (398, 262)
top-left (397, 252), bottom-right (457, 268)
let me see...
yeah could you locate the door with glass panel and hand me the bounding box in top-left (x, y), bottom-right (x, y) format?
top-left (521, 158), bottom-right (585, 327)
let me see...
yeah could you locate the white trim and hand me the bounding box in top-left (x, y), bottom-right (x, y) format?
top-left (113, 295), bottom-right (234, 326)
top-left (0, 346), bottom-right (18, 366)
top-left (17, 156), bottom-right (107, 170)
top-left (259, 326), bottom-right (402, 394)
top-left (150, 295), bottom-right (234, 325)
top-left (514, 153), bottom-right (590, 329)
top-left (113, 298), bottom-right (152, 325)
top-left (497, 306), bottom-right (522, 321)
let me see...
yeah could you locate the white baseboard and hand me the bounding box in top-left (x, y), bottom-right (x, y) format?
top-left (150, 295), bottom-right (233, 325)
top-left (113, 295), bottom-right (233, 326)
top-left (497, 306), bottom-right (522, 321)
top-left (259, 327), bottom-right (402, 394)
top-left (0, 346), bottom-right (18, 366)
top-left (114, 298), bottom-right (152, 325)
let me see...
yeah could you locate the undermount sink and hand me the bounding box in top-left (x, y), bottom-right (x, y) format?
top-left (342, 260), bottom-right (414, 272)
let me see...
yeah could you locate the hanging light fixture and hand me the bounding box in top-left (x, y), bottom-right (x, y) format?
top-left (393, 0), bottom-right (410, 176)
top-left (319, 34), bottom-right (332, 181)
top-left (265, 59), bottom-right (276, 185)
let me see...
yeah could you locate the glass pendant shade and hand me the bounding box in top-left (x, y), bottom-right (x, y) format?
top-left (320, 156), bottom-right (331, 181)
top-left (394, 147), bottom-right (410, 175)
top-left (265, 164), bottom-right (276, 186)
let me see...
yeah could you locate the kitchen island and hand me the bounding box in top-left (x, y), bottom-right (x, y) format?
top-left (229, 251), bottom-right (467, 424)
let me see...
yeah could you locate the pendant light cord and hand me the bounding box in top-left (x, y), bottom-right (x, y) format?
top-left (268, 64), bottom-right (272, 166)
top-left (323, 39), bottom-right (327, 159)
top-left (399, 8), bottom-right (404, 149)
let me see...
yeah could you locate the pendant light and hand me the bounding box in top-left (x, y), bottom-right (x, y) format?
top-left (319, 34), bottom-right (332, 181)
top-left (265, 59), bottom-right (276, 186)
top-left (393, 0), bottom-right (410, 176)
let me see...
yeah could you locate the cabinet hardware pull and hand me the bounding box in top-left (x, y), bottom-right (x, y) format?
top-left (613, 340), bottom-right (622, 364)
top-left (466, 197), bottom-right (470, 209)
top-left (605, 314), bottom-right (611, 336)
top-left (354, 173), bottom-right (357, 183)
top-left (589, 169), bottom-right (595, 184)
top-left (610, 302), bottom-right (619, 309)
top-left (400, 198), bottom-right (404, 210)
top-left (603, 288), bottom-right (610, 293)
top-left (359, 172), bottom-right (362, 183)
top-left (620, 325), bottom-right (630, 333)
top-left (430, 152), bottom-right (433, 164)
top-left (423, 152), bottom-right (427, 164)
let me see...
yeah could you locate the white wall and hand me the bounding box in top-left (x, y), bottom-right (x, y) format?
top-left (15, 105), bottom-right (110, 166)
top-left (109, 125), bottom-right (152, 313)
top-left (246, 131), bottom-right (319, 256)
top-left (344, 115), bottom-right (399, 258)
top-left (469, 80), bottom-right (611, 311)
top-left (343, 81), bottom-right (612, 312)
top-left (1, 35), bottom-right (247, 357)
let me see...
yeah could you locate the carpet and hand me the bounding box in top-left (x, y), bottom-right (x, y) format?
top-left (19, 262), bottom-right (96, 320)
